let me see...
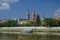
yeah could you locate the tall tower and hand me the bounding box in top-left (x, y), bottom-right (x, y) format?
top-left (32, 10), bottom-right (36, 21)
top-left (26, 9), bottom-right (30, 20)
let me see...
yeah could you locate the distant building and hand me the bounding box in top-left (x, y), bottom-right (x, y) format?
top-left (26, 9), bottom-right (30, 20)
top-left (0, 20), bottom-right (3, 23)
top-left (0, 19), bottom-right (9, 23)
top-left (54, 17), bottom-right (60, 21)
top-left (32, 10), bottom-right (36, 21)
top-left (14, 10), bottom-right (40, 25)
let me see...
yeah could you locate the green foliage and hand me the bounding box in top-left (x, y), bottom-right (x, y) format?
top-left (34, 15), bottom-right (41, 26)
top-left (43, 18), bottom-right (59, 27)
top-left (0, 20), bottom-right (19, 27)
top-left (1, 17), bottom-right (60, 27)
top-left (20, 23), bottom-right (31, 26)
top-left (57, 20), bottom-right (60, 26)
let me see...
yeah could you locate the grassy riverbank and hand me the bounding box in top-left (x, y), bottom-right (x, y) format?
top-left (34, 29), bottom-right (60, 33)
top-left (0, 29), bottom-right (21, 32)
top-left (0, 29), bottom-right (60, 33)
top-left (0, 27), bottom-right (60, 33)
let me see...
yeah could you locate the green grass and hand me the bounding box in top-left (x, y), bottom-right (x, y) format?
top-left (0, 29), bottom-right (21, 32)
top-left (33, 29), bottom-right (60, 33)
top-left (0, 29), bottom-right (60, 33)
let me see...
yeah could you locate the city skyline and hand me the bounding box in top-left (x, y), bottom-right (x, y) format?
top-left (0, 0), bottom-right (60, 20)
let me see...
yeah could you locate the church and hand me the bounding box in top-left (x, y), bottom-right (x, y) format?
top-left (14, 9), bottom-right (38, 25)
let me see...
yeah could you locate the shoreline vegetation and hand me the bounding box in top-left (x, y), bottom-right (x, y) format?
top-left (0, 16), bottom-right (60, 27)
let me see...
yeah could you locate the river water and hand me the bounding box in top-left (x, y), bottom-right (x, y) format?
top-left (0, 33), bottom-right (60, 40)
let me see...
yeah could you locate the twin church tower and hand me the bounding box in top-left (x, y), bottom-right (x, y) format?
top-left (26, 9), bottom-right (37, 21)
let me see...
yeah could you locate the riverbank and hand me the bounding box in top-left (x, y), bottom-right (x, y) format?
top-left (0, 27), bottom-right (60, 33)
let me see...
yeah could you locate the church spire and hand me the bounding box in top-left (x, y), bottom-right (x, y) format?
top-left (26, 9), bottom-right (30, 20)
top-left (32, 10), bottom-right (36, 20)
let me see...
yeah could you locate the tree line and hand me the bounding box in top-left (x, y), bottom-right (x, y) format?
top-left (0, 15), bottom-right (60, 27)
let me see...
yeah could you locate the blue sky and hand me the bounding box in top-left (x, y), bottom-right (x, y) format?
top-left (0, 0), bottom-right (60, 20)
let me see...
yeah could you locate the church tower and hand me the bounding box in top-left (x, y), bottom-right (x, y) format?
top-left (26, 9), bottom-right (30, 20)
top-left (32, 10), bottom-right (36, 21)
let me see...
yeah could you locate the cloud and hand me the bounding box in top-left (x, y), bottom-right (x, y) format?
top-left (0, 2), bottom-right (10, 10)
top-left (0, 0), bottom-right (18, 3)
top-left (54, 8), bottom-right (60, 17)
top-left (0, 0), bottom-right (18, 10)
top-left (57, 8), bottom-right (60, 12)
top-left (54, 13), bottom-right (57, 16)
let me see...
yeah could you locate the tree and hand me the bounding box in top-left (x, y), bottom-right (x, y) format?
top-left (0, 20), bottom-right (19, 27)
top-left (44, 18), bottom-right (58, 27)
top-left (34, 15), bottom-right (41, 26)
top-left (57, 20), bottom-right (60, 26)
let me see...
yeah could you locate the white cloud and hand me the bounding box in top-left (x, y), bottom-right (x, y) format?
top-left (0, 2), bottom-right (10, 10)
top-left (57, 8), bottom-right (60, 12)
top-left (54, 8), bottom-right (60, 17)
top-left (0, 0), bottom-right (18, 10)
top-left (0, 0), bottom-right (18, 3)
top-left (54, 13), bottom-right (57, 16)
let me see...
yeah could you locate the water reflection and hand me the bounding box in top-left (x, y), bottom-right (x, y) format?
top-left (0, 33), bottom-right (60, 40)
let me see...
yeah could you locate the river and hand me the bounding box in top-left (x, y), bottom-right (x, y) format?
top-left (0, 33), bottom-right (60, 40)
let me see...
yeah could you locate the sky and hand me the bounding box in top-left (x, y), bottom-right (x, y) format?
top-left (0, 0), bottom-right (60, 20)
